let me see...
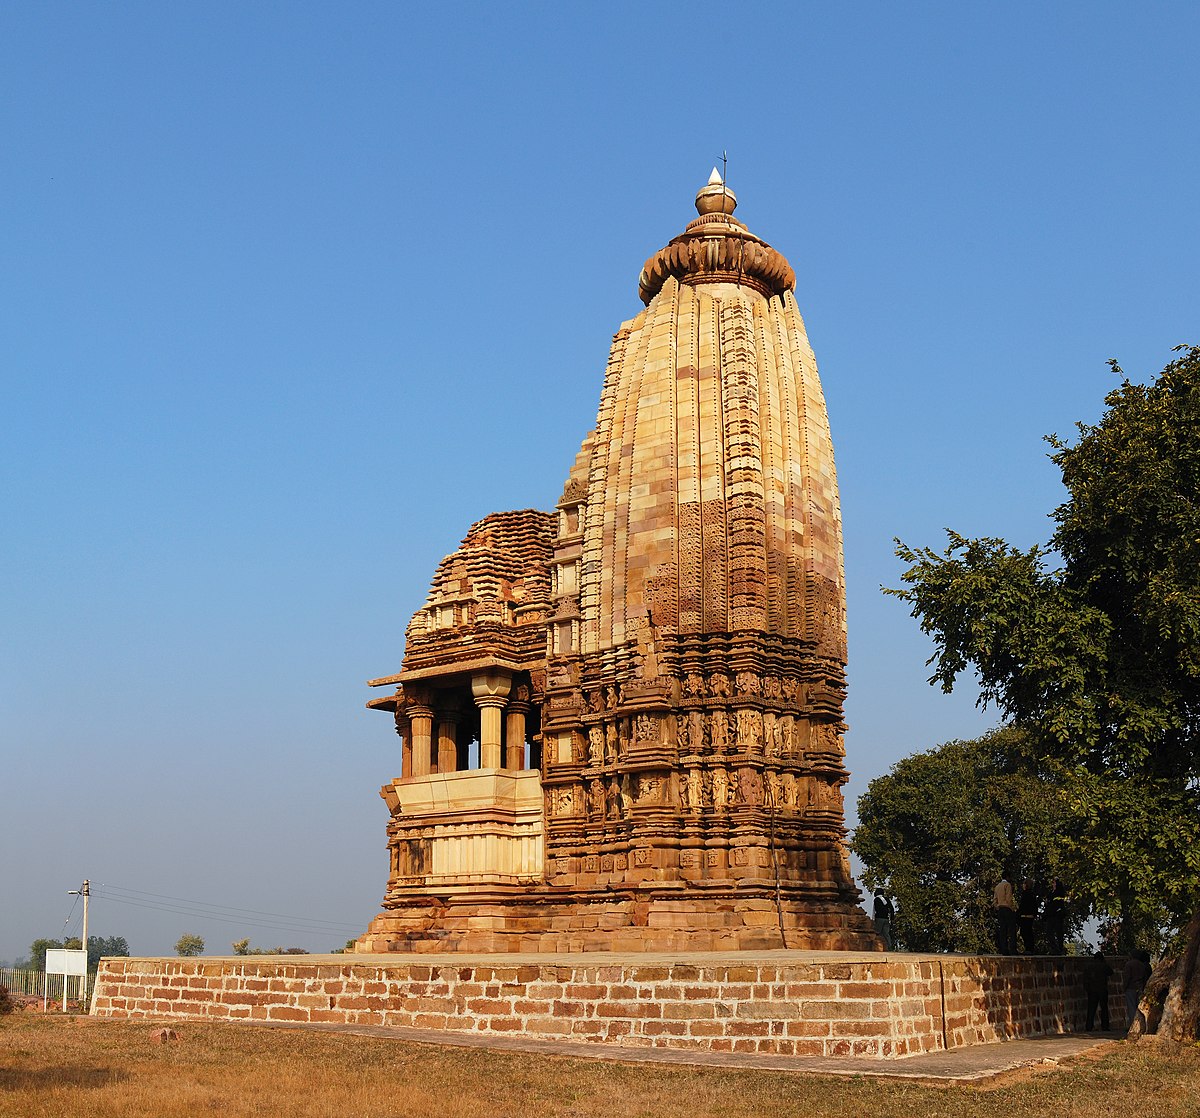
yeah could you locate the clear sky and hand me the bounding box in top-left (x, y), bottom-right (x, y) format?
top-left (3, 2), bottom-right (1197, 962)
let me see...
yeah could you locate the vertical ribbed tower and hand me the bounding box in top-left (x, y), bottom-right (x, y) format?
top-left (360, 172), bottom-right (878, 952)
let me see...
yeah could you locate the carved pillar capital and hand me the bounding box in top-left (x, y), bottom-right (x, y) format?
top-left (472, 670), bottom-right (511, 770)
top-left (471, 669), bottom-right (512, 703)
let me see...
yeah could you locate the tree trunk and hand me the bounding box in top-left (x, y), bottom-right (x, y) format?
top-left (1129, 905), bottom-right (1200, 1047)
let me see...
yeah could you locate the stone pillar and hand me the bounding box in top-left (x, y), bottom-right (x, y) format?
top-left (393, 711), bottom-right (411, 779)
top-left (471, 670), bottom-right (511, 770)
top-left (436, 706), bottom-right (460, 774)
top-left (408, 703), bottom-right (435, 777)
top-left (505, 699), bottom-right (530, 770)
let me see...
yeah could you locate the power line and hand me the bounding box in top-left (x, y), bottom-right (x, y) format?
top-left (98, 883), bottom-right (366, 930)
top-left (95, 884), bottom-right (365, 938)
top-left (60, 893), bottom-right (80, 935)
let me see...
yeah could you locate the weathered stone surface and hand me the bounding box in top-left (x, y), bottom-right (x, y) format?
top-left (92, 954), bottom-right (1128, 1060)
top-left (360, 173), bottom-right (876, 952)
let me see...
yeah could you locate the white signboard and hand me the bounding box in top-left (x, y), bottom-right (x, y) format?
top-left (45, 948), bottom-right (88, 976)
top-left (44, 948), bottom-right (89, 1011)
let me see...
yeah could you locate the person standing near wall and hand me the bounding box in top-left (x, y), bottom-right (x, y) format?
top-left (1084, 949), bottom-right (1114, 1031)
top-left (1122, 949), bottom-right (1152, 1029)
top-left (1017, 879), bottom-right (1040, 954)
top-left (873, 891), bottom-right (895, 950)
top-left (1044, 878), bottom-right (1067, 954)
top-left (994, 873), bottom-right (1016, 955)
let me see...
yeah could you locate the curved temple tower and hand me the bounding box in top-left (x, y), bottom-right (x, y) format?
top-left (359, 172), bottom-right (879, 952)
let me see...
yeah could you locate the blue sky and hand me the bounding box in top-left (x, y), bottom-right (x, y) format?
top-left (2, 2), bottom-right (1197, 961)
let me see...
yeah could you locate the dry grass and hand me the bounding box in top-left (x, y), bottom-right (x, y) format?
top-left (1, 1014), bottom-right (1198, 1118)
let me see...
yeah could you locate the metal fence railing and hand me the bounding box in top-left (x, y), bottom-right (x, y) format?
top-left (0, 967), bottom-right (89, 1002)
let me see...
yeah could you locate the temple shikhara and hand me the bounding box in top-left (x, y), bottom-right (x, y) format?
top-left (357, 172), bottom-right (879, 952)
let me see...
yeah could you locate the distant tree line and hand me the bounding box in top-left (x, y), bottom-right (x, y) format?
top-left (24, 935), bottom-right (130, 972)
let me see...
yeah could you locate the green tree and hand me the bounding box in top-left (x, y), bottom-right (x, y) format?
top-left (889, 345), bottom-right (1200, 1041)
top-left (852, 726), bottom-right (1074, 952)
top-left (86, 935), bottom-right (130, 970)
top-left (174, 934), bottom-right (205, 957)
top-left (28, 938), bottom-right (63, 971)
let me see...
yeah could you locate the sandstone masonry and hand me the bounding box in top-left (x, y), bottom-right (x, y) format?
top-left (92, 953), bottom-right (1126, 1060)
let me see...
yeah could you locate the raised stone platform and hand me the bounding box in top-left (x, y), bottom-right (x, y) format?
top-left (91, 951), bottom-right (1126, 1060)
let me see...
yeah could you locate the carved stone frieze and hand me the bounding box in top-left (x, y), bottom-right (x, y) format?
top-left (361, 171), bottom-right (878, 953)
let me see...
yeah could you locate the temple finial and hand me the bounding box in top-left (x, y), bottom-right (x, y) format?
top-left (695, 168), bottom-right (737, 217)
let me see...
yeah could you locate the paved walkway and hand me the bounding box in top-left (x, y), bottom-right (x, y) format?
top-left (248, 1018), bottom-right (1124, 1083)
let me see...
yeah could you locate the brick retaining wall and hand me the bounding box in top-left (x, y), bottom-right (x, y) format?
top-left (91, 952), bottom-right (1125, 1059)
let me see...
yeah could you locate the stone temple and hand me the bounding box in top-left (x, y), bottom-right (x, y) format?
top-left (357, 172), bottom-right (878, 953)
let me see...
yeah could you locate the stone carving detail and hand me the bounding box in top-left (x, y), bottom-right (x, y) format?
top-left (812, 722), bottom-right (845, 757)
top-left (361, 171), bottom-right (876, 954)
top-left (737, 769), bottom-right (762, 806)
top-left (736, 708), bottom-right (762, 751)
top-left (711, 767), bottom-right (728, 807)
top-left (552, 786), bottom-right (576, 817)
top-left (735, 671), bottom-right (760, 697)
top-left (604, 722), bottom-right (618, 764)
top-left (588, 726), bottom-right (604, 765)
top-left (634, 713), bottom-right (658, 742)
top-left (634, 774), bottom-right (662, 804)
top-left (710, 709), bottom-right (728, 753)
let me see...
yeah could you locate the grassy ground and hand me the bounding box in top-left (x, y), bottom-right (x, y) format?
top-left (1, 1014), bottom-right (1198, 1118)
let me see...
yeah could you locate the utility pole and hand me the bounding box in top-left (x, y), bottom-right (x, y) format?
top-left (68, 879), bottom-right (90, 1004)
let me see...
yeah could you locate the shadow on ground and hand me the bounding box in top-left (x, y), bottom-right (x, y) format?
top-left (0, 1066), bottom-right (128, 1091)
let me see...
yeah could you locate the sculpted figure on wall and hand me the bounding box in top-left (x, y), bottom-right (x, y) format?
top-left (712, 766), bottom-right (728, 807)
top-left (710, 709), bottom-right (728, 753)
top-left (736, 708), bottom-right (762, 751)
top-left (738, 768), bottom-right (763, 806)
top-left (735, 671), bottom-right (760, 697)
top-left (635, 774), bottom-right (663, 804)
top-left (589, 779), bottom-right (605, 818)
top-left (766, 769), bottom-right (783, 809)
top-left (605, 779), bottom-right (622, 820)
top-left (553, 786), bottom-right (576, 817)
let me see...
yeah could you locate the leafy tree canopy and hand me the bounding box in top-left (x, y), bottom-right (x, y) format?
top-left (87, 935), bottom-right (130, 970)
top-left (852, 726), bottom-right (1075, 952)
top-left (174, 934), bottom-right (205, 957)
top-left (889, 345), bottom-right (1200, 952)
top-left (28, 938), bottom-right (63, 972)
top-left (29, 935), bottom-right (130, 972)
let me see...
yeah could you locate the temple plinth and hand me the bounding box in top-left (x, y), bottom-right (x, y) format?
top-left (357, 172), bottom-right (879, 952)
